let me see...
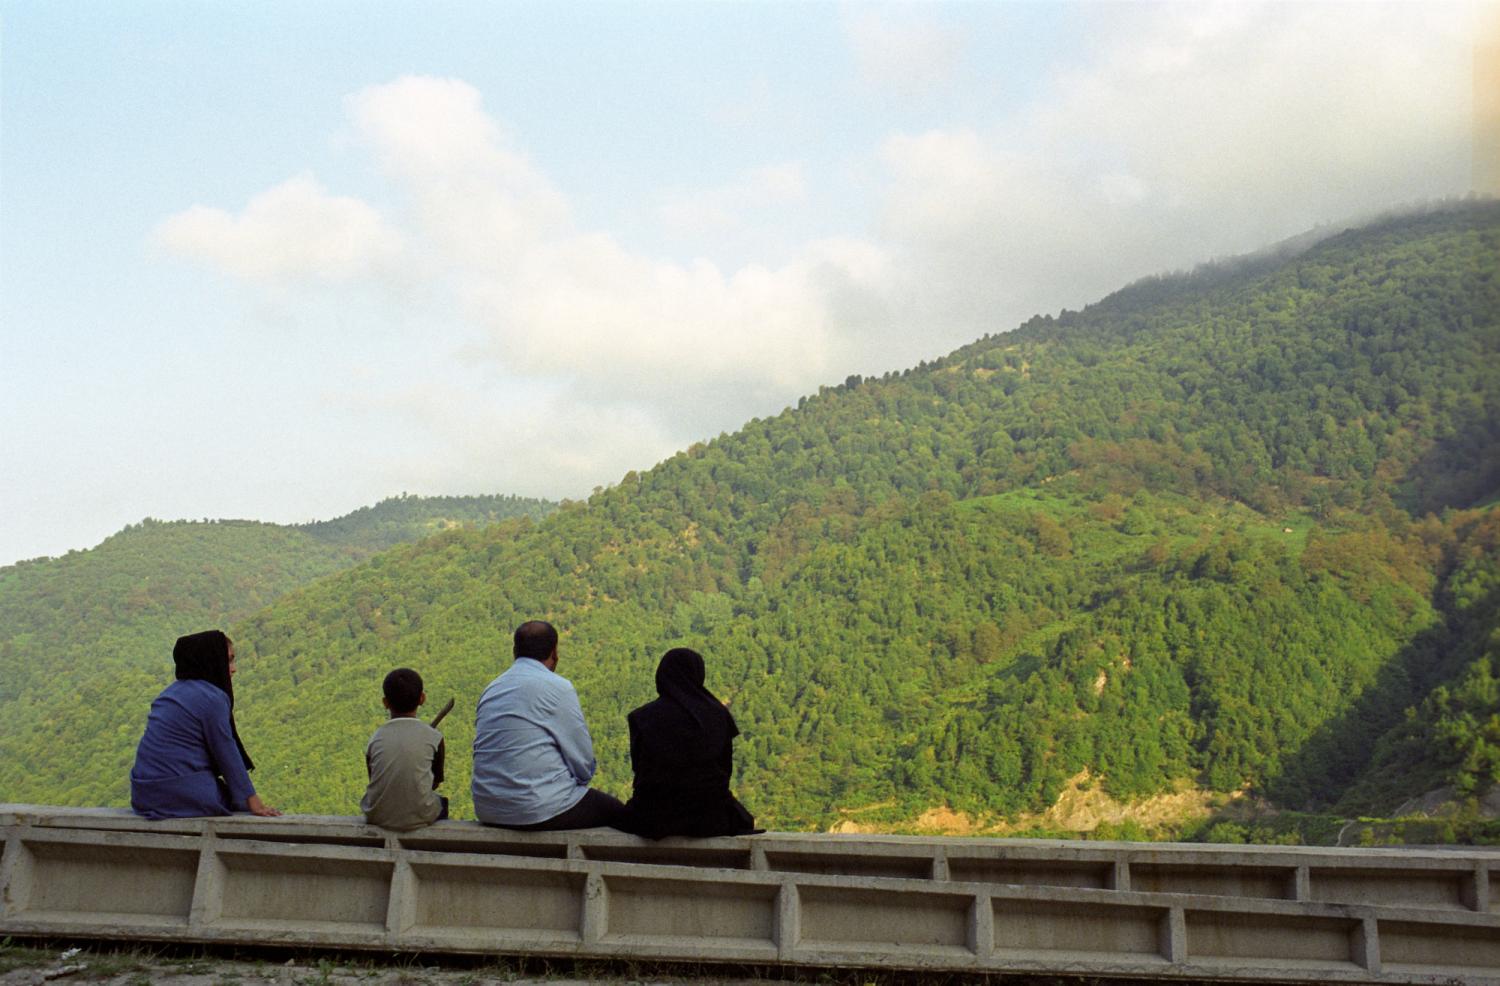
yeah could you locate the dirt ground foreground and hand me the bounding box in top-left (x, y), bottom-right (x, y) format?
top-left (0, 941), bottom-right (1243, 986)
top-left (0, 942), bottom-right (786, 986)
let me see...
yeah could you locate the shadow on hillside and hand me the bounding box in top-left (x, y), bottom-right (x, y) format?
top-left (1398, 398), bottom-right (1500, 517)
top-left (1262, 582), bottom-right (1498, 813)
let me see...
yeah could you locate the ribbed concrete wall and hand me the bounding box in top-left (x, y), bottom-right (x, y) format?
top-left (3, 805), bottom-right (1496, 984)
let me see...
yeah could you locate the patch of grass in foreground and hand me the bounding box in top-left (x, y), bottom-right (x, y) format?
top-left (0, 936), bottom-right (58, 972)
top-left (0, 939), bottom-right (162, 976)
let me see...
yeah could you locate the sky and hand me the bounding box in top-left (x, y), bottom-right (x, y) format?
top-left (0, 1), bottom-right (1488, 567)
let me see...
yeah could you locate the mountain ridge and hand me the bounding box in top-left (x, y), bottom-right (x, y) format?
top-left (3, 203), bottom-right (1496, 839)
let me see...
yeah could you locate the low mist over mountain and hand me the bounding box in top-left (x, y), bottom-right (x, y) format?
top-left (3, 205), bottom-right (1496, 838)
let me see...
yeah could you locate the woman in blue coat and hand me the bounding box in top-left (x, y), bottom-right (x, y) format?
top-left (129, 630), bottom-right (280, 819)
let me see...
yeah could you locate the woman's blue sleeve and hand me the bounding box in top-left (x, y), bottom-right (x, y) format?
top-left (200, 692), bottom-right (256, 807)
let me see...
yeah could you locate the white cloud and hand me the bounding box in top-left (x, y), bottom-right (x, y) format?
top-left (659, 163), bottom-right (808, 237)
top-left (328, 374), bottom-right (684, 502)
top-left (872, 2), bottom-right (1475, 342)
top-left (154, 74), bottom-right (891, 461)
top-left (153, 174), bottom-right (402, 283)
top-left (1035, 2), bottom-right (1470, 226)
top-left (843, 6), bottom-right (966, 96)
top-left (346, 74), bottom-right (504, 178)
top-left (467, 231), bottom-right (889, 411)
top-left (880, 130), bottom-right (1003, 229)
top-left (340, 77), bottom-right (887, 415)
top-left (347, 75), bottom-right (569, 269)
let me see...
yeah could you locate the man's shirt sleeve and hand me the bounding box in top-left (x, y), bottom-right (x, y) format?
top-left (553, 683), bottom-right (597, 783)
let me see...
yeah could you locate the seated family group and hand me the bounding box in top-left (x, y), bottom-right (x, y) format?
top-left (129, 621), bottom-right (759, 838)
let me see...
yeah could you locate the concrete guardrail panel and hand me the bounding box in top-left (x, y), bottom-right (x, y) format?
top-left (4, 806), bottom-right (1499, 984)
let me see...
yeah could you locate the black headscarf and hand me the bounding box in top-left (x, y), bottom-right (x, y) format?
top-left (651, 647), bottom-right (738, 752)
top-left (173, 629), bottom-right (254, 771)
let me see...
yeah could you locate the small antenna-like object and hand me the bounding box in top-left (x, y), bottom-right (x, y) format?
top-left (429, 697), bottom-right (455, 728)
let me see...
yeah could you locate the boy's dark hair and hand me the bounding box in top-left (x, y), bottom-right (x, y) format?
top-left (383, 668), bottom-right (424, 715)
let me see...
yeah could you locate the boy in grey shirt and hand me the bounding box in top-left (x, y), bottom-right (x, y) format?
top-left (360, 668), bottom-right (448, 830)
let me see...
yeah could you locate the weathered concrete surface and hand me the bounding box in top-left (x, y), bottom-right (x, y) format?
top-left (3, 805), bottom-right (1497, 984)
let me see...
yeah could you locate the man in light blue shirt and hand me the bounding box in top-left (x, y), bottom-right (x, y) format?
top-left (471, 620), bottom-right (627, 829)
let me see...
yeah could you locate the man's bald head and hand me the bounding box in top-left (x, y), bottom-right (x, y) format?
top-left (514, 620), bottom-right (559, 662)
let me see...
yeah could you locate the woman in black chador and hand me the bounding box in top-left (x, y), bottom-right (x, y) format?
top-left (621, 647), bottom-right (759, 839)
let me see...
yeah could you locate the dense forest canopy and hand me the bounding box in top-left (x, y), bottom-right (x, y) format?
top-left (2, 204), bottom-right (1496, 839)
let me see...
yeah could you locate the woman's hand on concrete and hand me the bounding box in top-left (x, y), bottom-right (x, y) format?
top-left (247, 794), bottom-right (282, 817)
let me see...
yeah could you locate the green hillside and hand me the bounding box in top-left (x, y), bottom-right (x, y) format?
top-left (4, 205), bottom-right (1496, 836)
top-left (298, 493), bottom-right (558, 552)
top-left (0, 494), bottom-right (554, 805)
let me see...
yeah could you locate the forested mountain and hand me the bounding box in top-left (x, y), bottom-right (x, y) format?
top-left (4, 205), bottom-right (1496, 839)
top-left (298, 494), bottom-right (557, 552)
top-left (0, 494), bottom-right (554, 804)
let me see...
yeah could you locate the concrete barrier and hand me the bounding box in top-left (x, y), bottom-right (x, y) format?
top-left (2, 805), bottom-right (1496, 983)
